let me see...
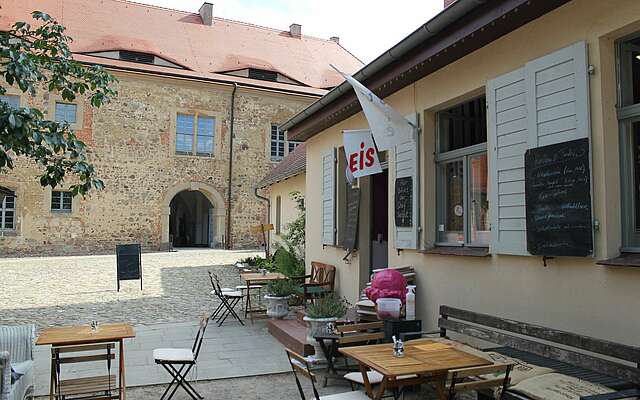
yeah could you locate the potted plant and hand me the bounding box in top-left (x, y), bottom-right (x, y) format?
top-left (264, 279), bottom-right (296, 319)
top-left (303, 293), bottom-right (349, 360)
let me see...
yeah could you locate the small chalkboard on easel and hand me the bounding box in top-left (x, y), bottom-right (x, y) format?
top-left (116, 244), bottom-right (142, 291)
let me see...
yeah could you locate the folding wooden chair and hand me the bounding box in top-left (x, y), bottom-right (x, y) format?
top-left (445, 363), bottom-right (513, 400)
top-left (285, 348), bottom-right (370, 400)
top-left (153, 317), bottom-right (209, 400)
top-left (208, 271), bottom-right (244, 326)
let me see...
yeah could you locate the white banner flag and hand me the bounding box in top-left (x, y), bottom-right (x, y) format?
top-left (343, 129), bottom-right (382, 180)
top-left (332, 65), bottom-right (414, 151)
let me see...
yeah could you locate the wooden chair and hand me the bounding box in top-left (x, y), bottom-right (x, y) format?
top-left (294, 262), bottom-right (336, 306)
top-left (285, 348), bottom-right (370, 400)
top-left (444, 363), bottom-right (513, 400)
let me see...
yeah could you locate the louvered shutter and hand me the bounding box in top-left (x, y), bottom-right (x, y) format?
top-left (525, 41), bottom-right (589, 146)
top-left (487, 67), bottom-right (529, 255)
top-left (394, 118), bottom-right (419, 250)
top-left (321, 148), bottom-right (336, 245)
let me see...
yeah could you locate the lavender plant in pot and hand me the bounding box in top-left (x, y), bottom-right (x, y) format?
top-left (264, 279), bottom-right (296, 319)
top-left (303, 293), bottom-right (349, 360)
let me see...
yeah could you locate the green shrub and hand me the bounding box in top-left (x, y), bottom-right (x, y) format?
top-left (273, 245), bottom-right (305, 278)
top-left (265, 279), bottom-right (297, 297)
top-left (306, 293), bottom-right (350, 319)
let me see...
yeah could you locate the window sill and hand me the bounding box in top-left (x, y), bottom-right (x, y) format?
top-left (174, 153), bottom-right (214, 159)
top-left (596, 253), bottom-right (640, 268)
top-left (420, 246), bottom-right (490, 257)
top-left (0, 231), bottom-right (17, 237)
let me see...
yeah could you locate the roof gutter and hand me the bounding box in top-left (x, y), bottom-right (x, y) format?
top-left (279, 0), bottom-right (485, 133)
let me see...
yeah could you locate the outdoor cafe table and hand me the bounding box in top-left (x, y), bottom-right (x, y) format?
top-left (241, 272), bottom-right (286, 320)
top-left (339, 338), bottom-right (492, 400)
top-left (36, 323), bottom-right (136, 400)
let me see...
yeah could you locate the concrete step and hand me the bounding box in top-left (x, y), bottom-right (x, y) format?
top-left (267, 318), bottom-right (314, 356)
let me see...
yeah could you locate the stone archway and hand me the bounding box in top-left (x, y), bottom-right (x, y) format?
top-left (161, 182), bottom-right (226, 249)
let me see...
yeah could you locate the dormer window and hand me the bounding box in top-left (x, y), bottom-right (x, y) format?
top-left (119, 50), bottom-right (155, 64)
top-left (248, 68), bottom-right (278, 82)
top-left (81, 50), bottom-right (185, 69)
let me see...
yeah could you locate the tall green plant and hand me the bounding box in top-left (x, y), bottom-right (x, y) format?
top-left (273, 245), bottom-right (304, 278)
top-left (282, 191), bottom-right (305, 258)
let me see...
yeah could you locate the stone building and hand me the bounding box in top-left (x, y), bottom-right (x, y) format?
top-left (0, 0), bottom-right (362, 256)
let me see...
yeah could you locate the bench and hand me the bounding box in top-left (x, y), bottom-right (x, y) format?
top-left (294, 261), bottom-right (336, 306)
top-left (435, 305), bottom-right (640, 400)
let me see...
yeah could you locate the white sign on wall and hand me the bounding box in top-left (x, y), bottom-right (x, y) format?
top-left (343, 129), bottom-right (382, 180)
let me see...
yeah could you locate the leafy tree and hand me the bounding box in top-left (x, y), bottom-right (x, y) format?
top-left (282, 191), bottom-right (305, 257)
top-left (0, 11), bottom-right (117, 197)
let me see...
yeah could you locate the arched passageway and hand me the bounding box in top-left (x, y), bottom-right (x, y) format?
top-left (169, 190), bottom-right (213, 247)
top-left (161, 182), bottom-right (226, 249)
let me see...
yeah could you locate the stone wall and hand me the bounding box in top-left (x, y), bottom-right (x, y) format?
top-left (0, 71), bottom-right (316, 256)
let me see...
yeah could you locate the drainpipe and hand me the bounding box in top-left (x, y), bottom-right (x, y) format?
top-left (254, 187), bottom-right (271, 257)
top-left (226, 83), bottom-right (238, 249)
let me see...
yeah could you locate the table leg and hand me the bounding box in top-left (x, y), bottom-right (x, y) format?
top-left (374, 376), bottom-right (389, 400)
top-left (434, 377), bottom-right (447, 400)
top-left (49, 348), bottom-right (55, 400)
top-left (245, 280), bottom-right (251, 320)
top-left (119, 339), bottom-right (126, 400)
top-left (358, 363), bottom-right (373, 398)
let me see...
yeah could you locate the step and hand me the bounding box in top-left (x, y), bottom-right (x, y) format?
top-left (267, 319), bottom-right (315, 356)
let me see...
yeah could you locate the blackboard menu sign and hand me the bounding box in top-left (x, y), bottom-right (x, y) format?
top-left (341, 186), bottom-right (360, 251)
top-left (395, 177), bottom-right (413, 227)
top-left (525, 138), bottom-right (593, 257)
top-left (116, 244), bottom-right (142, 291)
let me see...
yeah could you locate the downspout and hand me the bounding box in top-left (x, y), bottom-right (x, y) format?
top-left (254, 187), bottom-right (271, 257)
top-left (226, 83), bottom-right (238, 249)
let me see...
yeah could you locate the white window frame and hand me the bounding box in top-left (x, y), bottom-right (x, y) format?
top-left (287, 140), bottom-right (302, 154)
top-left (55, 102), bottom-right (78, 124)
top-left (435, 97), bottom-right (489, 248)
top-left (175, 113), bottom-right (216, 156)
top-left (0, 94), bottom-right (20, 109)
top-left (0, 193), bottom-right (16, 231)
top-left (271, 124), bottom-right (285, 161)
top-left (617, 33), bottom-right (640, 251)
top-left (51, 191), bottom-right (73, 213)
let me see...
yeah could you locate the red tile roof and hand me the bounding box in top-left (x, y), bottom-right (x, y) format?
top-left (257, 143), bottom-right (306, 189)
top-left (1, 0), bottom-right (363, 91)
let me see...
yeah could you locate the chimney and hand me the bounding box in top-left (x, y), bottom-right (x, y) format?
top-left (199, 2), bottom-right (213, 26)
top-left (289, 23), bottom-right (302, 38)
top-left (330, 36), bottom-right (340, 44)
top-left (444, 0), bottom-right (456, 7)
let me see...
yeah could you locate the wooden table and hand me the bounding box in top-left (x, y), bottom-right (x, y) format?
top-left (241, 272), bottom-right (285, 320)
top-left (37, 323), bottom-right (136, 400)
top-left (339, 339), bottom-right (492, 400)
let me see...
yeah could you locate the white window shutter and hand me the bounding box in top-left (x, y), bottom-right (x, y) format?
top-left (394, 118), bottom-right (419, 250)
top-left (321, 148), bottom-right (336, 246)
top-left (487, 67), bottom-right (529, 255)
top-left (525, 41), bottom-right (590, 147)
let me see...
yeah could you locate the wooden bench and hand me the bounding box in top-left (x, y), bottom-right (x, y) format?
top-left (435, 305), bottom-right (640, 400)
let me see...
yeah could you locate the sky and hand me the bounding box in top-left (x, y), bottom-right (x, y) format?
top-left (135, 0), bottom-right (444, 63)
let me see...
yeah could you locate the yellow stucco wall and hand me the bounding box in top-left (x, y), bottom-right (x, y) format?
top-left (304, 0), bottom-right (640, 346)
top-left (268, 173), bottom-right (306, 250)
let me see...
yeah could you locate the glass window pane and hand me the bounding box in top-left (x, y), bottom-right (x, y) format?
top-left (196, 117), bottom-right (214, 154)
top-left (3, 211), bottom-right (14, 229)
top-left (4, 195), bottom-right (14, 209)
top-left (439, 160), bottom-right (464, 244)
top-left (176, 114), bottom-right (194, 153)
top-left (55, 103), bottom-right (77, 124)
top-left (0, 95), bottom-right (19, 109)
top-left (438, 97), bottom-right (486, 153)
top-left (469, 154), bottom-right (490, 245)
top-left (633, 121), bottom-right (640, 232)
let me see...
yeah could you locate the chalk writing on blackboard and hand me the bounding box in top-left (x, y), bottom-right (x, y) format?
top-left (525, 138), bottom-right (593, 257)
top-left (395, 177), bottom-right (413, 227)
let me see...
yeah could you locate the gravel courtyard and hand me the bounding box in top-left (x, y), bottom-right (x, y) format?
top-left (0, 249), bottom-right (262, 328)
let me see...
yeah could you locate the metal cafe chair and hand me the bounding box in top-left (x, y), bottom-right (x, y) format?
top-left (153, 317), bottom-right (209, 400)
top-left (208, 271), bottom-right (245, 326)
top-left (286, 348), bottom-right (370, 400)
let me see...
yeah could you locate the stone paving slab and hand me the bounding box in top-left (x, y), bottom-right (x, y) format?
top-left (32, 319), bottom-right (292, 396)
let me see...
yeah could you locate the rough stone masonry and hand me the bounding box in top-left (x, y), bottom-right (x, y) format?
top-left (0, 72), bottom-right (316, 256)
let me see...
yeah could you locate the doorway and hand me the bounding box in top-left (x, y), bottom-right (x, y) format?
top-left (169, 190), bottom-right (214, 247)
top-left (370, 168), bottom-right (389, 271)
